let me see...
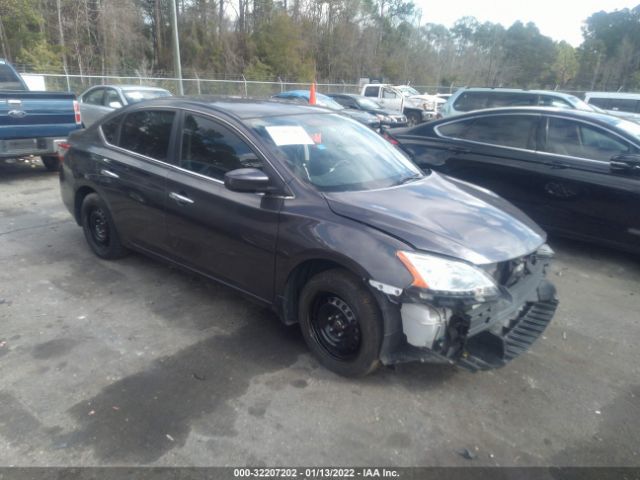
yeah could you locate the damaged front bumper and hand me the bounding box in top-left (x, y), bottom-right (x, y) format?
top-left (373, 248), bottom-right (558, 371)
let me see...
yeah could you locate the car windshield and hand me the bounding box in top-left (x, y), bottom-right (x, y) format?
top-left (315, 96), bottom-right (344, 111)
top-left (601, 115), bottom-right (640, 140)
top-left (356, 97), bottom-right (384, 110)
top-left (398, 86), bottom-right (420, 96)
top-left (565, 95), bottom-right (594, 112)
top-left (123, 89), bottom-right (171, 104)
top-left (247, 113), bottom-right (423, 192)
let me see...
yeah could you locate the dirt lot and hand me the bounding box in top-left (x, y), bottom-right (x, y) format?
top-left (0, 158), bottom-right (639, 467)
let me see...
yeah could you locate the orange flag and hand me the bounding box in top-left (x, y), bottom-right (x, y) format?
top-left (309, 82), bottom-right (317, 105)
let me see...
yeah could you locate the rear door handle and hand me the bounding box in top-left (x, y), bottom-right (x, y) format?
top-left (448, 145), bottom-right (470, 153)
top-left (100, 169), bottom-right (119, 179)
top-left (169, 192), bottom-right (194, 205)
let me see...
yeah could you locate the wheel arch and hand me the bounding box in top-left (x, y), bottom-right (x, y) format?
top-left (279, 253), bottom-right (370, 326)
top-left (74, 186), bottom-right (97, 225)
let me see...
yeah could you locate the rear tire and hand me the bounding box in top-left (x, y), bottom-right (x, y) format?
top-left (41, 155), bottom-right (60, 172)
top-left (80, 193), bottom-right (128, 260)
top-left (298, 269), bottom-right (383, 377)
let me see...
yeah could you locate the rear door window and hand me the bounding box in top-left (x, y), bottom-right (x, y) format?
top-left (83, 88), bottom-right (105, 105)
top-left (364, 86), bottom-right (380, 97)
top-left (179, 113), bottom-right (263, 180)
top-left (609, 98), bottom-right (640, 113)
top-left (542, 117), bottom-right (634, 161)
top-left (101, 115), bottom-right (123, 144)
top-left (437, 115), bottom-right (538, 149)
top-left (487, 92), bottom-right (537, 107)
top-left (587, 97), bottom-right (610, 109)
top-left (119, 110), bottom-right (176, 161)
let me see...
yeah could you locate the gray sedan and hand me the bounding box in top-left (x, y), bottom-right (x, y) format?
top-left (79, 85), bottom-right (171, 126)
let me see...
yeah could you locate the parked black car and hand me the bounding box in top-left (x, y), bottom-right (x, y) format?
top-left (271, 90), bottom-right (380, 130)
top-left (59, 98), bottom-right (557, 376)
top-left (386, 107), bottom-right (640, 254)
top-left (327, 93), bottom-right (408, 128)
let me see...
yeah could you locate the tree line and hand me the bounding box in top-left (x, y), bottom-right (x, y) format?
top-left (0, 0), bottom-right (639, 92)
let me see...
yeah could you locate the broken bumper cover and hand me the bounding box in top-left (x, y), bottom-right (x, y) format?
top-left (376, 250), bottom-right (558, 370)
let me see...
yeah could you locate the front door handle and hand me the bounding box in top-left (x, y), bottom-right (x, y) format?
top-left (100, 169), bottom-right (119, 179)
top-left (169, 192), bottom-right (194, 205)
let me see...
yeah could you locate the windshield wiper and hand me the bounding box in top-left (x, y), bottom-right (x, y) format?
top-left (395, 173), bottom-right (423, 186)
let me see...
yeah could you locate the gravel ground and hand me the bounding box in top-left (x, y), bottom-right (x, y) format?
top-left (0, 158), bottom-right (638, 467)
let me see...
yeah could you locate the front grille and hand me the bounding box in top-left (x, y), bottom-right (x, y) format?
top-left (458, 298), bottom-right (558, 372)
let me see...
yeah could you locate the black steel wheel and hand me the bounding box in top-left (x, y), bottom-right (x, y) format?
top-left (80, 193), bottom-right (128, 259)
top-left (299, 269), bottom-right (383, 376)
top-left (310, 294), bottom-right (362, 360)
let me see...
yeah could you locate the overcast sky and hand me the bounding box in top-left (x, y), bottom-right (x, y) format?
top-left (413, 0), bottom-right (638, 46)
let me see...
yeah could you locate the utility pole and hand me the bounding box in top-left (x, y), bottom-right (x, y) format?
top-left (170, 0), bottom-right (184, 95)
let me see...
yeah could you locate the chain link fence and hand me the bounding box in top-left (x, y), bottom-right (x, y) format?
top-left (17, 71), bottom-right (466, 97)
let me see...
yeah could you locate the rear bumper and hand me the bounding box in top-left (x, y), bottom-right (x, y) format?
top-left (0, 137), bottom-right (67, 158)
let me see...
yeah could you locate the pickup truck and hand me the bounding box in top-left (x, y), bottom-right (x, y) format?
top-left (360, 84), bottom-right (441, 126)
top-left (0, 59), bottom-right (82, 171)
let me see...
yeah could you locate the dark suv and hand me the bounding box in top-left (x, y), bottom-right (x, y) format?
top-left (59, 97), bottom-right (557, 376)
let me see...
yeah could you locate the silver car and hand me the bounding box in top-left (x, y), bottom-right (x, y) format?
top-left (79, 85), bottom-right (172, 126)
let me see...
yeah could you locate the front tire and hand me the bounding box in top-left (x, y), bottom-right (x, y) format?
top-left (406, 111), bottom-right (421, 127)
top-left (41, 155), bottom-right (60, 172)
top-left (298, 269), bottom-right (383, 377)
top-left (80, 193), bottom-right (128, 259)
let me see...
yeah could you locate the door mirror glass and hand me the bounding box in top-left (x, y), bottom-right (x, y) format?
top-left (224, 168), bottom-right (271, 192)
top-left (108, 101), bottom-right (123, 109)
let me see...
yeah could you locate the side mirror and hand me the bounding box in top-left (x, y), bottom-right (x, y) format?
top-left (610, 153), bottom-right (640, 174)
top-left (108, 101), bottom-right (123, 109)
top-left (224, 168), bottom-right (271, 193)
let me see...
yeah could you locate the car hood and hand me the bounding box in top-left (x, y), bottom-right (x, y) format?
top-left (323, 172), bottom-right (546, 265)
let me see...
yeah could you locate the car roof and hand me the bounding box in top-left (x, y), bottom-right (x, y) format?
top-left (131, 96), bottom-right (330, 120)
top-left (585, 91), bottom-right (640, 100)
top-left (273, 90), bottom-right (331, 100)
top-left (434, 106), bottom-right (626, 125)
top-left (119, 85), bottom-right (170, 92)
top-left (83, 84), bottom-right (170, 92)
top-left (456, 88), bottom-right (577, 98)
top-left (328, 93), bottom-right (365, 99)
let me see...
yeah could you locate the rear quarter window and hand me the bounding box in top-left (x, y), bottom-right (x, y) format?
top-left (487, 92), bottom-right (537, 107)
top-left (101, 115), bottom-right (123, 144)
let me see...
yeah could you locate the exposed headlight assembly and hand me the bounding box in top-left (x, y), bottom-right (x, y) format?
top-left (397, 251), bottom-right (499, 297)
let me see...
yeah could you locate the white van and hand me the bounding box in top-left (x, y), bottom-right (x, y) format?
top-left (584, 92), bottom-right (640, 122)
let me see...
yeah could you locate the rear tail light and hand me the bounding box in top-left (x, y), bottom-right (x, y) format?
top-left (382, 131), bottom-right (399, 145)
top-left (56, 141), bottom-right (71, 162)
top-left (73, 100), bottom-right (81, 124)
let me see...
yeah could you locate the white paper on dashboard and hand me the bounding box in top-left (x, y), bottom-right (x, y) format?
top-left (265, 126), bottom-right (315, 146)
